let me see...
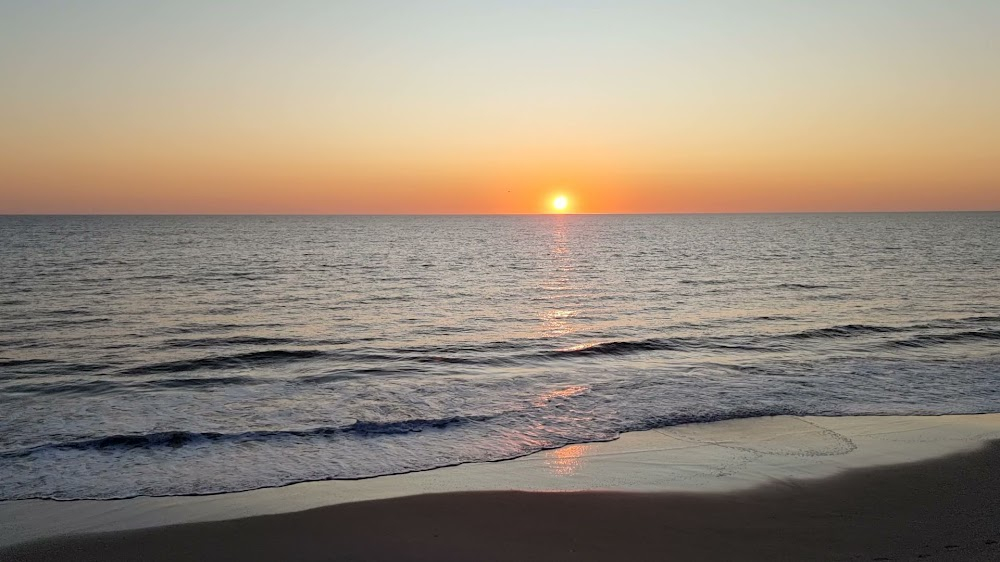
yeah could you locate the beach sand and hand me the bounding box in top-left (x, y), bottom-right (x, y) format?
top-left (5, 440), bottom-right (1000, 561)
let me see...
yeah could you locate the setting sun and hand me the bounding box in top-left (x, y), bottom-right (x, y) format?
top-left (553, 196), bottom-right (568, 212)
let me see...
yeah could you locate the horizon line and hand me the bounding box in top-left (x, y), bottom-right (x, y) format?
top-left (1, 210), bottom-right (998, 217)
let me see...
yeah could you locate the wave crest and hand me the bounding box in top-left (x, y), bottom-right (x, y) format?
top-left (0, 414), bottom-right (496, 459)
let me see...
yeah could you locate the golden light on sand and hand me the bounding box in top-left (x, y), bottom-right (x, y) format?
top-left (553, 195), bottom-right (568, 212)
top-left (544, 443), bottom-right (588, 476)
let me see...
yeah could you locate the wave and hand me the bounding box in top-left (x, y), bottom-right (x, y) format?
top-left (619, 406), bottom-right (814, 434)
top-left (554, 339), bottom-right (684, 357)
top-left (907, 316), bottom-right (1000, 329)
top-left (0, 358), bottom-right (59, 368)
top-left (120, 349), bottom-right (329, 375)
top-left (156, 323), bottom-right (278, 335)
top-left (299, 366), bottom-right (426, 384)
top-left (889, 330), bottom-right (1000, 348)
top-left (679, 278), bottom-right (734, 285)
top-left (158, 336), bottom-right (329, 349)
top-left (776, 283), bottom-right (830, 290)
top-left (140, 375), bottom-right (263, 389)
top-left (0, 361), bottom-right (112, 383)
top-left (966, 316), bottom-right (1000, 324)
top-left (548, 337), bottom-right (761, 358)
top-left (3, 380), bottom-right (122, 396)
top-left (43, 317), bottom-right (112, 327)
top-left (45, 308), bottom-right (92, 316)
top-left (784, 324), bottom-right (900, 339)
top-left (0, 414), bottom-right (496, 459)
top-left (537, 321), bottom-right (998, 360)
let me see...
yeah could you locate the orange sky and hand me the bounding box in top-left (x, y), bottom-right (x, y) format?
top-left (1, 1), bottom-right (998, 214)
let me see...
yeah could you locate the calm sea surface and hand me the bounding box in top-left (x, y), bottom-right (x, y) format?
top-left (1, 214), bottom-right (999, 500)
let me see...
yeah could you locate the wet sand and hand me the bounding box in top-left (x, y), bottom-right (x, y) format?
top-left (5, 440), bottom-right (1000, 561)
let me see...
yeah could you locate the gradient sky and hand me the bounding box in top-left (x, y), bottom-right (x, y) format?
top-left (1, 1), bottom-right (998, 214)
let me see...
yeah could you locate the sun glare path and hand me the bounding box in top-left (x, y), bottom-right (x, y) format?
top-left (553, 195), bottom-right (568, 211)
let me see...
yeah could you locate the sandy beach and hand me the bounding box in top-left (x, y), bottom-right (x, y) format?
top-left (3, 414), bottom-right (1000, 561)
top-left (5, 439), bottom-right (1000, 561)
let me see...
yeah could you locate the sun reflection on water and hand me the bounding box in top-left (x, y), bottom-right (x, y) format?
top-left (537, 217), bottom-right (583, 338)
top-left (532, 384), bottom-right (589, 407)
top-left (539, 309), bottom-right (578, 337)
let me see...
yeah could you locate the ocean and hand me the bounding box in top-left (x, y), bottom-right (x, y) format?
top-left (1, 213), bottom-right (998, 500)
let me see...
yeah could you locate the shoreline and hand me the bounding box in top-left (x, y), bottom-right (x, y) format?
top-left (6, 439), bottom-right (1000, 560)
top-left (3, 413), bottom-right (1000, 553)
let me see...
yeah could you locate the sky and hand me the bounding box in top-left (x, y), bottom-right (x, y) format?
top-left (1, 1), bottom-right (998, 214)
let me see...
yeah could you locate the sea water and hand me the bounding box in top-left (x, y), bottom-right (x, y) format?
top-left (1, 213), bottom-right (998, 499)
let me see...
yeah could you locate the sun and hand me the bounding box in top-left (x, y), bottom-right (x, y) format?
top-left (552, 195), bottom-right (568, 212)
